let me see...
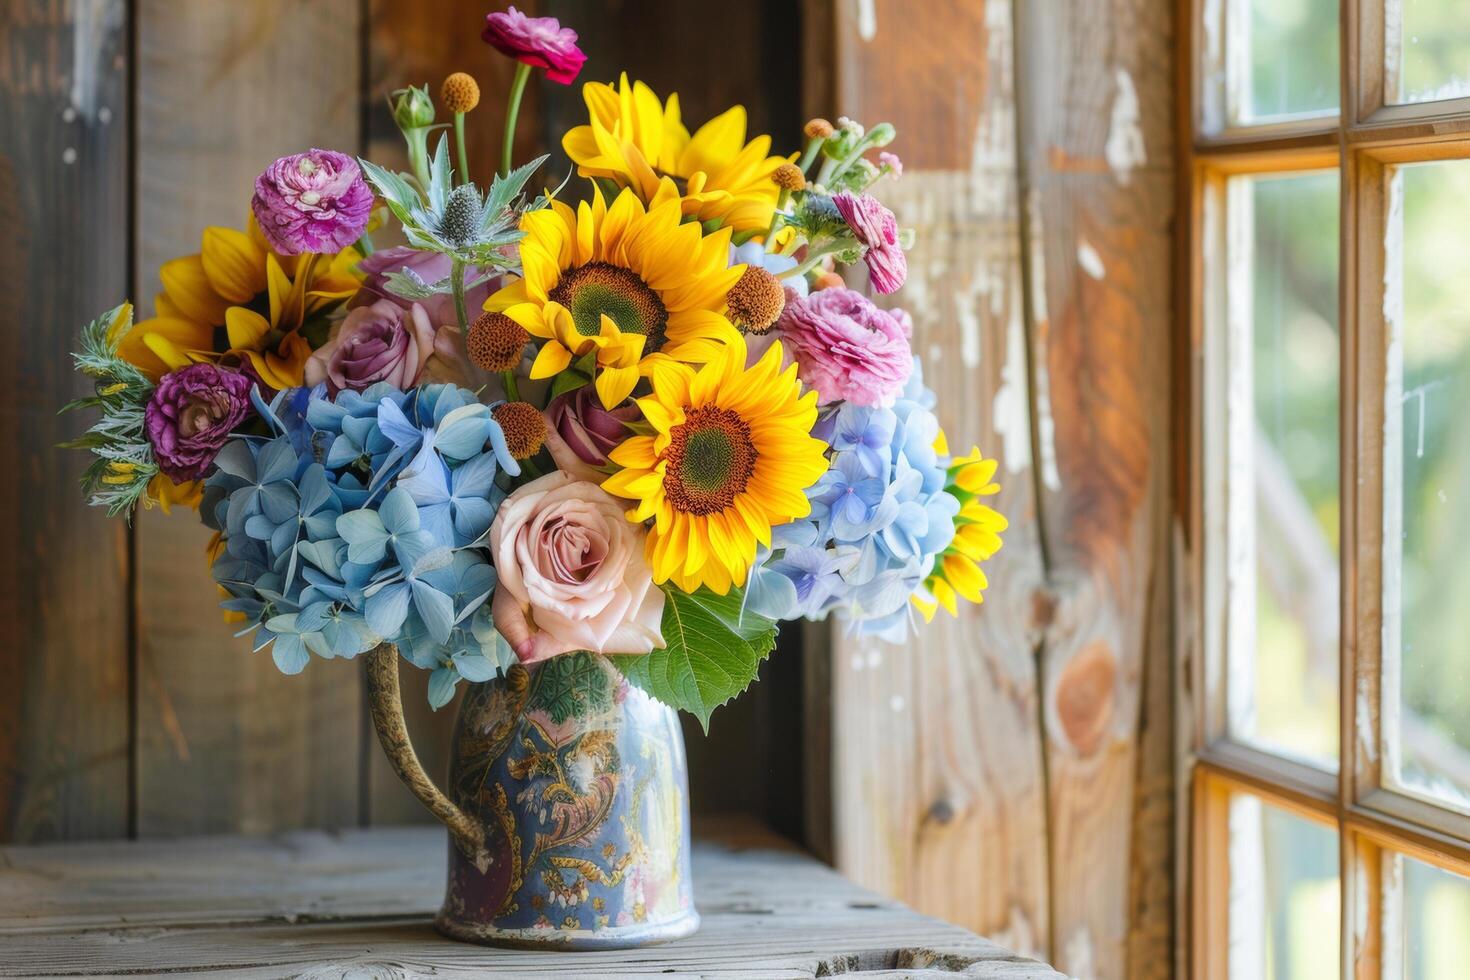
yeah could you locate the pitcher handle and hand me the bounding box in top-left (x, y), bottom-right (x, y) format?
top-left (363, 643), bottom-right (490, 872)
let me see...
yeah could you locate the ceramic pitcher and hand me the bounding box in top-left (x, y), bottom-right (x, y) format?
top-left (364, 644), bottom-right (699, 949)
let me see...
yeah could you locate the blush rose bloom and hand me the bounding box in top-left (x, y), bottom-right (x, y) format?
top-left (776, 286), bottom-right (913, 407)
top-left (305, 298), bottom-right (453, 394)
top-left (490, 472), bottom-right (664, 665)
top-left (542, 386), bottom-right (640, 483)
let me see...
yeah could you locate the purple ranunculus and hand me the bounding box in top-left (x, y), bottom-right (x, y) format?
top-left (543, 386), bottom-right (640, 483)
top-left (144, 363), bottom-right (254, 482)
top-left (304, 299), bottom-right (438, 396)
top-left (251, 149), bottom-right (373, 256)
top-left (481, 6), bottom-right (586, 85)
top-left (351, 246), bottom-right (496, 328)
top-left (832, 191), bottom-right (907, 294)
top-left (777, 287), bottom-right (913, 408)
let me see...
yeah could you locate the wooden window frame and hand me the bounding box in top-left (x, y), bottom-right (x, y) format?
top-left (1180, 1), bottom-right (1470, 978)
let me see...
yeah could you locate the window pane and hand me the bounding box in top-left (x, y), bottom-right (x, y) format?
top-left (1400, 856), bottom-right (1470, 978)
top-left (1395, 0), bottom-right (1470, 104)
top-left (1226, 172), bottom-right (1340, 769)
top-left (1237, 0), bottom-right (1339, 123)
top-left (1228, 794), bottom-right (1339, 980)
top-left (1388, 160), bottom-right (1470, 811)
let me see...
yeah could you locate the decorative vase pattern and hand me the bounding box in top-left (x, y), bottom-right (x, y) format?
top-left (364, 645), bottom-right (698, 950)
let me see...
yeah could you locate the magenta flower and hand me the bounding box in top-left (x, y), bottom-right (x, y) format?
top-left (145, 364), bottom-right (254, 482)
top-left (482, 6), bottom-right (586, 85)
top-left (832, 191), bottom-right (907, 294)
top-left (251, 149), bottom-right (373, 255)
top-left (879, 151), bottom-right (904, 178)
top-left (776, 287), bottom-right (913, 408)
top-left (304, 299), bottom-right (441, 395)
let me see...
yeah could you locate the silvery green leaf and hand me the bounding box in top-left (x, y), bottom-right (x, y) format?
top-left (381, 267), bottom-right (448, 301)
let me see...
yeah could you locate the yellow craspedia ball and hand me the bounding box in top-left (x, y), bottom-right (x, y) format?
top-left (441, 72), bottom-right (480, 114)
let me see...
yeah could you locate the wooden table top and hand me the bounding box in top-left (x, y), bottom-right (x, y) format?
top-left (0, 819), bottom-right (1065, 978)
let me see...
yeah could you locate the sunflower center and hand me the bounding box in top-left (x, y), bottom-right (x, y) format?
top-left (662, 406), bottom-right (757, 516)
top-left (550, 261), bottom-right (668, 350)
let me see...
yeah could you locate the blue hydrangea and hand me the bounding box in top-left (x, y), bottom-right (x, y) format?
top-left (205, 384), bottom-right (519, 706)
top-left (746, 360), bottom-right (959, 642)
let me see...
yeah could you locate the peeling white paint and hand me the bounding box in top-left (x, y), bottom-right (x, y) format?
top-left (1077, 238), bottom-right (1105, 280)
top-left (1033, 355), bottom-right (1062, 492)
top-left (1063, 927), bottom-right (1095, 980)
top-left (1024, 188), bottom-right (1049, 326)
top-left (1021, 191), bottom-right (1061, 492)
top-left (992, 303), bottom-right (1033, 477)
top-left (954, 276), bottom-right (987, 369)
top-left (1105, 68), bottom-right (1146, 186)
top-left (855, 0), bottom-right (878, 41)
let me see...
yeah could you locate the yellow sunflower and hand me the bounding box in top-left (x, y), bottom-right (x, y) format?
top-left (487, 180), bottom-right (743, 410)
top-left (913, 447), bottom-right (1007, 621)
top-left (119, 214), bottom-right (360, 389)
top-left (601, 334), bottom-right (829, 595)
top-left (562, 74), bottom-right (791, 234)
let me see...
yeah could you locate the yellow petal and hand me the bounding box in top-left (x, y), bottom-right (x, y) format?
top-left (200, 226), bottom-right (267, 304)
top-left (595, 365), bottom-right (639, 410)
top-left (529, 340), bottom-right (573, 379)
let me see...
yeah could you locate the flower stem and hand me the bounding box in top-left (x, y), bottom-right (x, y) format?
top-left (796, 135), bottom-right (824, 175)
top-left (500, 62), bottom-right (532, 178)
top-left (762, 190), bottom-right (791, 251)
top-left (779, 247), bottom-right (834, 282)
top-left (450, 258), bottom-right (470, 333)
top-left (406, 128), bottom-right (432, 195)
top-left (454, 111), bottom-right (471, 187)
top-left (502, 369), bottom-right (520, 402)
top-left (354, 230), bottom-right (375, 256)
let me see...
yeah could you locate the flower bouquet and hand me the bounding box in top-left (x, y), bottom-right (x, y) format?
top-left (63, 7), bottom-right (1006, 949)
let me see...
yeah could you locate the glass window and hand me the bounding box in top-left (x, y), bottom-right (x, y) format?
top-left (1236, 0), bottom-right (1339, 123)
top-left (1388, 160), bottom-right (1470, 811)
top-left (1395, 0), bottom-right (1470, 105)
top-left (1228, 794), bottom-right (1340, 980)
top-left (1226, 171), bottom-right (1341, 769)
top-left (1397, 855), bottom-right (1470, 978)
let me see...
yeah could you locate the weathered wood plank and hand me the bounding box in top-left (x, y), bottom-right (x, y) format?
top-left (131, 0), bottom-right (364, 836)
top-left (0, 821), bottom-right (1066, 978)
top-left (0, 0), bottom-right (132, 843)
top-left (822, 0), bottom-right (1052, 960)
top-left (1013, 0), bottom-right (1176, 977)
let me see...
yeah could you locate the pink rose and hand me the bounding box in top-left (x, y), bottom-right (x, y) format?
top-left (305, 298), bottom-right (439, 394)
top-left (777, 287), bottom-right (912, 407)
top-left (832, 191), bottom-right (907, 294)
top-left (481, 6), bottom-right (586, 85)
top-left (490, 472), bottom-right (664, 665)
top-left (542, 387), bottom-right (640, 483)
top-left (351, 246), bottom-right (496, 329)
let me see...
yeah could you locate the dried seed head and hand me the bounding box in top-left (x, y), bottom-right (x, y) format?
top-left (726, 266), bottom-right (786, 335)
top-left (467, 311), bottom-right (529, 372)
top-left (492, 401), bottom-right (547, 460)
top-left (772, 163), bottom-right (806, 192)
top-left (804, 117), bottom-right (834, 140)
top-left (441, 72), bottom-right (481, 114)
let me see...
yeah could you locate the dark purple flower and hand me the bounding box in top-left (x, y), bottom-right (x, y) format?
top-left (145, 364), bottom-right (254, 482)
top-left (543, 386), bottom-right (640, 482)
top-left (251, 149), bottom-right (373, 255)
top-left (832, 191), bottom-right (907, 294)
top-left (777, 287), bottom-right (912, 408)
top-left (351, 246), bottom-right (497, 328)
top-left (482, 6), bottom-right (586, 85)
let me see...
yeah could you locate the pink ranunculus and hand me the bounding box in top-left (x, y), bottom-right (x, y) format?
top-left (482, 6), bottom-right (586, 85)
top-left (251, 149), bottom-right (373, 256)
top-left (490, 472), bottom-right (664, 665)
top-left (878, 151), bottom-right (903, 178)
top-left (777, 287), bottom-right (913, 408)
top-left (351, 246), bottom-right (496, 329)
top-left (832, 191), bottom-right (907, 294)
top-left (542, 386), bottom-right (640, 483)
top-left (304, 299), bottom-right (438, 395)
top-left (144, 363), bottom-right (254, 482)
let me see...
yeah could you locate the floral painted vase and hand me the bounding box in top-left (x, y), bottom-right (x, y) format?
top-left (365, 644), bottom-right (698, 949)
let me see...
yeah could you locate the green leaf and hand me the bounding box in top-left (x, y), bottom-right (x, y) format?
top-left (529, 651), bottom-right (613, 724)
top-left (612, 586), bottom-right (777, 731)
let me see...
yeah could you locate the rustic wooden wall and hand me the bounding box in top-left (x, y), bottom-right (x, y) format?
top-left (815, 2), bottom-right (1177, 979)
top-left (1, 3), bottom-right (1177, 975)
